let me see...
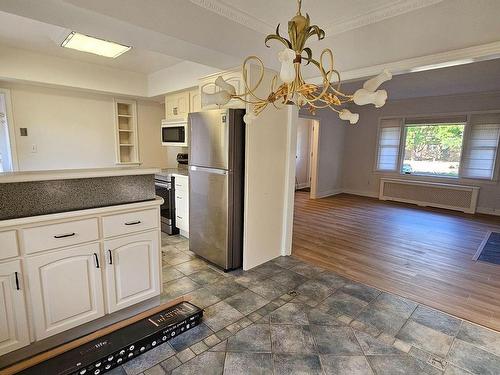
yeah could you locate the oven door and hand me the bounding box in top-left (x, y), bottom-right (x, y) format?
top-left (162, 122), bottom-right (187, 146)
top-left (154, 179), bottom-right (178, 234)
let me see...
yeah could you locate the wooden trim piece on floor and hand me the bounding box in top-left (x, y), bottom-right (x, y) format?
top-left (0, 297), bottom-right (187, 375)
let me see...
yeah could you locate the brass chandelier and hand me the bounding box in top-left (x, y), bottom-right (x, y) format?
top-left (201, 0), bottom-right (392, 124)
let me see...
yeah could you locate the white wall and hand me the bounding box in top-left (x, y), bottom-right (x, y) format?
top-left (243, 65), bottom-right (290, 269)
top-left (295, 118), bottom-right (312, 188)
top-left (341, 91), bottom-right (500, 212)
top-left (1, 82), bottom-right (169, 171)
top-left (299, 108), bottom-right (346, 198)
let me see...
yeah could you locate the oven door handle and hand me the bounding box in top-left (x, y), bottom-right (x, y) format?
top-left (155, 182), bottom-right (171, 189)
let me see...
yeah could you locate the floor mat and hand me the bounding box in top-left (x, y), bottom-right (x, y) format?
top-left (474, 231), bottom-right (500, 265)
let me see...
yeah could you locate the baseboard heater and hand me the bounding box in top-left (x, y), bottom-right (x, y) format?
top-left (13, 301), bottom-right (202, 375)
top-left (379, 178), bottom-right (480, 214)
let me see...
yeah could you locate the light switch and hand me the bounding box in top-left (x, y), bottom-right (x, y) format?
top-left (31, 144), bottom-right (37, 153)
top-left (20, 128), bottom-right (28, 136)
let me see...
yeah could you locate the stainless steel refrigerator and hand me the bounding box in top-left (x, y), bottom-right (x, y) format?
top-left (188, 109), bottom-right (245, 271)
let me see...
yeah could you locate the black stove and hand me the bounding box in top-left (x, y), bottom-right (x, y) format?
top-left (19, 302), bottom-right (203, 375)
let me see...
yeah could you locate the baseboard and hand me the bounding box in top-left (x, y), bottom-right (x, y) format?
top-left (476, 207), bottom-right (500, 217)
top-left (311, 188), bottom-right (343, 199)
top-left (295, 183), bottom-right (310, 189)
top-left (341, 189), bottom-right (379, 198)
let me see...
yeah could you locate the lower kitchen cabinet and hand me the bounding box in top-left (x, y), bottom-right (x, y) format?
top-left (26, 244), bottom-right (105, 340)
top-left (104, 231), bottom-right (160, 313)
top-left (0, 260), bottom-right (30, 356)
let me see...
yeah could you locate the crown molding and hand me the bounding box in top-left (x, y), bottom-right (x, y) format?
top-left (308, 41), bottom-right (500, 84)
top-left (189, 0), bottom-right (444, 36)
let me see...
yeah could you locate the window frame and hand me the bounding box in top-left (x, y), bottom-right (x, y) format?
top-left (374, 111), bottom-right (500, 183)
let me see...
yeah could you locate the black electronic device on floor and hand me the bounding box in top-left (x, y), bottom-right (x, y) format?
top-left (19, 302), bottom-right (203, 375)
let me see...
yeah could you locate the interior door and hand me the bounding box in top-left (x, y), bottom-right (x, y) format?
top-left (295, 119), bottom-right (312, 188)
top-left (104, 231), bottom-right (159, 313)
top-left (0, 260), bottom-right (29, 356)
top-left (189, 110), bottom-right (229, 170)
top-left (26, 244), bottom-right (105, 340)
top-left (189, 166), bottom-right (229, 268)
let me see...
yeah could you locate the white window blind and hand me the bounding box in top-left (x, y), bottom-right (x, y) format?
top-left (461, 113), bottom-right (500, 180)
top-left (376, 118), bottom-right (402, 171)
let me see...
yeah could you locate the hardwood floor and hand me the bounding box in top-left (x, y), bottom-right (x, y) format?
top-left (292, 191), bottom-right (500, 331)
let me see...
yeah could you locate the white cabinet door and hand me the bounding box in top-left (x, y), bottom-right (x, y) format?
top-left (26, 244), bottom-right (105, 340)
top-left (0, 260), bottom-right (29, 356)
top-left (104, 231), bottom-right (160, 313)
top-left (165, 92), bottom-right (190, 121)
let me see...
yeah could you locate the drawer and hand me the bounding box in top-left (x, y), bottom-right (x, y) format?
top-left (175, 193), bottom-right (188, 214)
top-left (173, 175), bottom-right (188, 192)
top-left (22, 218), bottom-right (99, 255)
top-left (102, 209), bottom-right (158, 238)
top-left (175, 213), bottom-right (188, 232)
top-left (0, 230), bottom-right (18, 260)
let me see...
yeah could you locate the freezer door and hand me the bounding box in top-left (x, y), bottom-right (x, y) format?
top-left (189, 166), bottom-right (230, 269)
top-left (188, 110), bottom-right (229, 170)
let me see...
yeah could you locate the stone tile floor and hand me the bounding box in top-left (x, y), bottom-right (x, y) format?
top-left (109, 234), bottom-right (500, 375)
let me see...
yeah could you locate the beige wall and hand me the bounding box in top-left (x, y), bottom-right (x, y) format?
top-left (341, 92), bottom-right (500, 213)
top-left (299, 108), bottom-right (346, 197)
top-left (1, 82), bottom-right (170, 171)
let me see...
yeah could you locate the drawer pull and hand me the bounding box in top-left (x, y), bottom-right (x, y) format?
top-left (14, 272), bottom-right (20, 290)
top-left (108, 249), bottom-right (113, 265)
top-left (176, 196), bottom-right (182, 199)
top-left (54, 232), bottom-right (76, 239)
top-left (177, 216), bottom-right (183, 220)
top-left (124, 220), bottom-right (141, 226)
top-left (93, 253), bottom-right (100, 269)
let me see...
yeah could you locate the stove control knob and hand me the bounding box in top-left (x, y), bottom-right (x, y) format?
top-left (140, 346), bottom-right (145, 352)
top-left (186, 324), bottom-right (190, 329)
top-left (117, 358), bottom-right (123, 364)
top-left (95, 362), bottom-right (101, 367)
top-left (129, 345), bottom-right (135, 351)
top-left (162, 335), bottom-right (167, 341)
top-left (105, 364), bottom-right (111, 370)
top-left (79, 370), bottom-right (87, 375)
top-left (128, 353), bottom-right (134, 358)
top-left (107, 355), bottom-right (114, 361)
top-left (171, 331), bottom-right (176, 337)
top-left (94, 370), bottom-right (100, 375)
top-left (152, 341), bottom-right (157, 346)
top-left (119, 350), bottom-right (125, 356)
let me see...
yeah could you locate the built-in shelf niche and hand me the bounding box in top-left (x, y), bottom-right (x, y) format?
top-left (114, 99), bottom-right (140, 165)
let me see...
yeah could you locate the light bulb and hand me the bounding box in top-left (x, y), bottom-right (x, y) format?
top-left (353, 88), bottom-right (387, 108)
top-left (215, 76), bottom-right (236, 95)
top-left (243, 112), bottom-right (257, 124)
top-left (201, 90), bottom-right (232, 107)
top-left (363, 69), bottom-right (392, 92)
top-left (278, 48), bottom-right (296, 84)
top-left (339, 109), bottom-right (359, 124)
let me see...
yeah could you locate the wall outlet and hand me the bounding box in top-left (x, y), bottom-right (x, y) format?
top-left (31, 144), bottom-right (37, 153)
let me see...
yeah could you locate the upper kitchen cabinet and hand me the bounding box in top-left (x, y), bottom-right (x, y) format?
top-left (114, 99), bottom-right (140, 165)
top-left (165, 91), bottom-right (190, 121)
top-left (198, 69), bottom-right (245, 110)
top-left (190, 88), bottom-right (202, 113)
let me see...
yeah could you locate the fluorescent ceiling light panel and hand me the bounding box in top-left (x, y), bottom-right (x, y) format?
top-left (410, 59), bottom-right (475, 73)
top-left (61, 32), bottom-right (131, 58)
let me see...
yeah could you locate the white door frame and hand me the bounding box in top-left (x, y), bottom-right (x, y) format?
top-left (0, 88), bottom-right (19, 171)
top-left (309, 119), bottom-right (320, 199)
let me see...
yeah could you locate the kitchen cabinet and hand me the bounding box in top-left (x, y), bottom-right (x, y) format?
top-left (104, 231), bottom-right (160, 313)
top-left (165, 91), bottom-right (190, 121)
top-left (26, 243), bottom-right (105, 340)
top-left (174, 174), bottom-right (189, 237)
top-left (190, 88), bottom-right (202, 113)
top-left (0, 260), bottom-right (29, 356)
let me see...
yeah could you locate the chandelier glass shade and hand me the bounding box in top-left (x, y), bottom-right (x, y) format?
top-left (201, 0), bottom-right (392, 125)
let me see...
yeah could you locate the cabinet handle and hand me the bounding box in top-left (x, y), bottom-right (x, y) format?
top-left (124, 220), bottom-right (141, 226)
top-left (108, 250), bottom-right (113, 265)
top-left (177, 215), bottom-right (183, 219)
top-left (93, 253), bottom-right (100, 268)
top-left (54, 232), bottom-right (75, 239)
top-left (14, 272), bottom-right (20, 290)
top-left (176, 196), bottom-right (182, 199)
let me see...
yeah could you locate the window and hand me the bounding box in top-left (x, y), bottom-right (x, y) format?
top-left (402, 122), bottom-right (466, 177)
top-left (461, 113), bottom-right (500, 179)
top-left (375, 119), bottom-right (401, 171)
top-left (375, 113), bottom-right (500, 180)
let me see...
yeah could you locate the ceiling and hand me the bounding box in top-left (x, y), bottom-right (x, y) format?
top-left (190, 0), bottom-right (444, 36)
top-left (0, 0), bottom-right (499, 96)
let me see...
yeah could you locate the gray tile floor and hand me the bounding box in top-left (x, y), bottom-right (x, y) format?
top-left (110, 234), bottom-right (500, 375)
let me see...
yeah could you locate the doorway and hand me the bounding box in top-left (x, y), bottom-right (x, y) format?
top-left (0, 89), bottom-right (17, 172)
top-left (295, 118), bottom-right (318, 198)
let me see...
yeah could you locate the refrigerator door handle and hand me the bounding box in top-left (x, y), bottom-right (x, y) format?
top-left (189, 166), bottom-right (228, 175)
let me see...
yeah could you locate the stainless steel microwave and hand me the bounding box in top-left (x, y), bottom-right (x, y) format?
top-left (161, 120), bottom-right (188, 147)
